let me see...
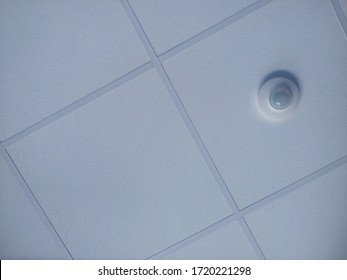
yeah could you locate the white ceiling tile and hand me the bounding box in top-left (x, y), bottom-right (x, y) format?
top-left (129, 0), bottom-right (257, 54)
top-left (1, 0), bottom-right (346, 261)
top-left (163, 0), bottom-right (347, 208)
top-left (0, 154), bottom-right (70, 260)
top-left (245, 163), bottom-right (347, 259)
top-left (0, 0), bottom-right (149, 141)
top-left (163, 221), bottom-right (257, 259)
top-left (7, 70), bottom-right (232, 259)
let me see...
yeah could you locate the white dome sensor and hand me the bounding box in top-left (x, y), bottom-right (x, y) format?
top-left (257, 76), bottom-right (300, 120)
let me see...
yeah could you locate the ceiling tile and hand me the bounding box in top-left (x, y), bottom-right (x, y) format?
top-left (0, 154), bottom-right (70, 260)
top-left (163, 0), bottom-right (347, 208)
top-left (163, 221), bottom-right (257, 259)
top-left (7, 70), bottom-right (232, 259)
top-left (245, 163), bottom-right (347, 259)
top-left (129, 0), bottom-right (257, 54)
top-left (0, 0), bottom-right (149, 141)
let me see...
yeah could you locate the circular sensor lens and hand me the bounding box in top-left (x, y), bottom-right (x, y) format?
top-left (269, 88), bottom-right (293, 110)
top-left (257, 75), bottom-right (300, 120)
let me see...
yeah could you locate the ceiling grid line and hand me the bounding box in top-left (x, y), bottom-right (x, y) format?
top-left (147, 214), bottom-right (235, 259)
top-left (0, 143), bottom-right (74, 260)
top-left (148, 155), bottom-right (347, 259)
top-left (158, 0), bottom-right (274, 62)
top-left (1, 0), bottom-right (345, 259)
top-left (120, 0), bottom-right (266, 260)
top-left (2, 62), bottom-right (153, 148)
top-left (1, 0), bottom-right (272, 147)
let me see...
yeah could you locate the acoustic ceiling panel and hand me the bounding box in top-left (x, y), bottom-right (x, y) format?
top-left (163, 0), bottom-right (347, 208)
top-left (163, 221), bottom-right (257, 260)
top-left (0, 0), bottom-right (149, 140)
top-left (6, 70), bottom-right (232, 259)
top-left (245, 162), bottom-right (347, 259)
top-left (1, 0), bottom-right (346, 260)
top-left (0, 153), bottom-right (70, 260)
top-left (128, 0), bottom-right (258, 54)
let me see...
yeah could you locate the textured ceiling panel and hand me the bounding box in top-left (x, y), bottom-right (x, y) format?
top-left (0, 153), bottom-right (70, 260)
top-left (0, 0), bottom-right (149, 140)
top-left (163, 0), bottom-right (347, 208)
top-left (7, 70), bottom-right (231, 259)
top-left (1, 0), bottom-right (346, 260)
top-left (245, 163), bottom-right (347, 259)
top-left (129, 0), bottom-right (257, 54)
top-left (163, 221), bottom-right (257, 260)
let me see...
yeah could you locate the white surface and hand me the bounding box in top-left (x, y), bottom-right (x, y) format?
top-left (129, 0), bottom-right (257, 54)
top-left (163, 221), bottom-right (257, 259)
top-left (1, 0), bottom-right (346, 260)
top-left (0, 0), bottom-right (149, 140)
top-left (7, 70), bottom-right (232, 259)
top-left (245, 163), bottom-right (347, 259)
top-left (163, 0), bottom-right (347, 208)
top-left (0, 155), bottom-right (69, 260)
